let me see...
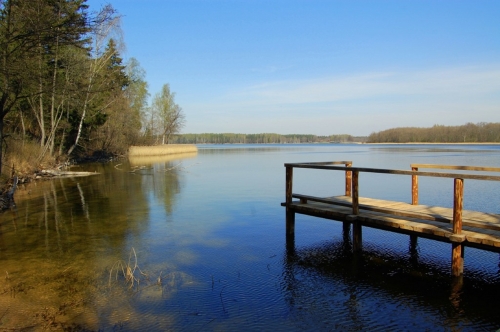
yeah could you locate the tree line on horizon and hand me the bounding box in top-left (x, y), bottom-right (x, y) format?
top-left (0, 0), bottom-right (184, 177)
top-left (171, 133), bottom-right (357, 144)
top-left (367, 122), bottom-right (500, 143)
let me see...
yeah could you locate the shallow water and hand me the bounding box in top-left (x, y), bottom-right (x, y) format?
top-left (1, 144), bottom-right (500, 331)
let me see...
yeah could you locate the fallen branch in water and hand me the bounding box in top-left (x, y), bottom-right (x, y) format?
top-left (36, 170), bottom-right (99, 178)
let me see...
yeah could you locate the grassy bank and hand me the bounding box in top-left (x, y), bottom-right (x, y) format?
top-left (128, 144), bottom-right (198, 157)
top-left (1, 140), bottom-right (57, 180)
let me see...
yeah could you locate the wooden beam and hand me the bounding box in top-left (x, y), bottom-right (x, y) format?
top-left (286, 166), bottom-right (295, 237)
top-left (410, 234), bottom-right (418, 250)
top-left (453, 178), bottom-right (464, 234)
top-left (290, 193), bottom-right (500, 232)
top-left (411, 166), bottom-right (418, 205)
top-left (345, 162), bottom-right (352, 197)
top-left (452, 243), bottom-right (464, 277)
top-left (411, 164), bottom-right (500, 173)
top-left (352, 170), bottom-right (359, 215)
top-left (452, 178), bottom-right (464, 277)
top-left (284, 164), bottom-right (500, 182)
top-left (353, 220), bottom-right (362, 252)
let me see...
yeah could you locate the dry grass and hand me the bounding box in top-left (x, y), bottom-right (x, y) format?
top-left (2, 139), bottom-right (56, 179)
top-left (109, 248), bottom-right (147, 290)
top-left (128, 144), bottom-right (198, 157)
top-left (128, 152), bottom-right (197, 166)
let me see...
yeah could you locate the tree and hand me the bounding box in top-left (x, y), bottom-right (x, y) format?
top-left (0, 0), bottom-right (39, 174)
top-left (0, 0), bottom-right (90, 174)
top-left (66, 4), bottom-right (121, 156)
top-left (27, 0), bottom-right (90, 160)
top-left (85, 38), bottom-right (129, 153)
top-left (151, 84), bottom-right (184, 144)
top-left (125, 58), bottom-right (149, 121)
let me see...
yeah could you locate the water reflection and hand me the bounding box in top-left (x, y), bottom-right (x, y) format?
top-left (1, 144), bottom-right (500, 330)
top-left (128, 152), bottom-right (197, 166)
top-left (128, 153), bottom-right (196, 216)
top-left (283, 229), bottom-right (500, 331)
top-left (0, 154), bottom-right (190, 330)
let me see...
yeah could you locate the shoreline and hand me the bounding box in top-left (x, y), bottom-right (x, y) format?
top-left (363, 142), bottom-right (500, 145)
top-left (193, 142), bottom-right (500, 145)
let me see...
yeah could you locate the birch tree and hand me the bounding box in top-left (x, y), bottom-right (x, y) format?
top-left (66, 4), bottom-right (121, 155)
top-left (151, 84), bottom-right (185, 145)
top-left (27, 0), bottom-right (89, 160)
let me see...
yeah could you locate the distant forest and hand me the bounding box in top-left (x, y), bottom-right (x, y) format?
top-left (171, 133), bottom-right (362, 144)
top-left (367, 122), bottom-right (500, 143)
top-left (171, 122), bottom-right (500, 145)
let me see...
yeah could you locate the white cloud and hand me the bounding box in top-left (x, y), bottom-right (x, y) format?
top-left (235, 65), bottom-right (500, 104)
top-left (182, 64), bottom-right (500, 135)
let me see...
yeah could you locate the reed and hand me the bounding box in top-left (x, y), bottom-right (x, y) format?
top-left (2, 139), bottom-right (55, 178)
top-left (128, 144), bottom-right (198, 157)
top-left (109, 248), bottom-right (147, 289)
top-left (128, 152), bottom-right (197, 166)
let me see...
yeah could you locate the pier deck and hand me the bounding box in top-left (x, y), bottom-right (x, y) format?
top-left (282, 162), bottom-right (500, 277)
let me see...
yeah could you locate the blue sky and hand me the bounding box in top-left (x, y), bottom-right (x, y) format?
top-left (85, 0), bottom-right (500, 136)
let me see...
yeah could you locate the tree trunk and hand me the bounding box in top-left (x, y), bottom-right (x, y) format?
top-left (0, 118), bottom-right (3, 175)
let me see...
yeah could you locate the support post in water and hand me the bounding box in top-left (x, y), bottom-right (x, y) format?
top-left (411, 166), bottom-right (418, 205)
top-left (285, 166), bottom-right (295, 238)
top-left (410, 234), bottom-right (418, 252)
top-left (351, 171), bottom-right (361, 252)
top-left (353, 220), bottom-right (362, 253)
top-left (451, 178), bottom-right (464, 277)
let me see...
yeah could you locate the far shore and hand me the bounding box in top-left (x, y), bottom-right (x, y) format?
top-left (190, 142), bottom-right (500, 145)
top-left (364, 142), bottom-right (500, 145)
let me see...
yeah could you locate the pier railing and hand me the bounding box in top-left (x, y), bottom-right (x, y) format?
top-left (284, 161), bottom-right (500, 276)
top-left (286, 162), bottom-right (500, 220)
top-left (410, 164), bottom-right (500, 205)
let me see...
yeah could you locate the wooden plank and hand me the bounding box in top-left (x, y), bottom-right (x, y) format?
top-left (410, 164), bottom-right (500, 173)
top-left (291, 194), bottom-right (500, 232)
top-left (463, 211), bottom-right (500, 223)
top-left (292, 194), bottom-right (451, 223)
top-left (287, 196), bottom-right (500, 253)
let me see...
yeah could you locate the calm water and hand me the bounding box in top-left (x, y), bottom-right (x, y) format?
top-left (1, 144), bottom-right (500, 331)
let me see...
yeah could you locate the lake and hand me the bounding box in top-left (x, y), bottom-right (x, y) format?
top-left (1, 144), bottom-right (500, 331)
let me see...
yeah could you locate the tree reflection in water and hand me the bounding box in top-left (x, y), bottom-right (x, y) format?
top-left (0, 153), bottom-right (195, 330)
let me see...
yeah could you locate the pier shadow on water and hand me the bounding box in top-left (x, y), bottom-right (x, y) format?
top-left (283, 225), bottom-right (500, 331)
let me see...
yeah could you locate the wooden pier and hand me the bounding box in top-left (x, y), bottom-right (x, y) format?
top-left (282, 161), bottom-right (500, 277)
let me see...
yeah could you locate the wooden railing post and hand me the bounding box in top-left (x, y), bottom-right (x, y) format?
top-left (453, 178), bottom-right (464, 234)
top-left (285, 166), bottom-right (295, 237)
top-left (351, 170), bottom-right (362, 252)
top-left (352, 170), bottom-right (359, 215)
top-left (411, 166), bottom-right (418, 205)
top-left (451, 178), bottom-right (464, 277)
top-left (345, 162), bottom-right (352, 197)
